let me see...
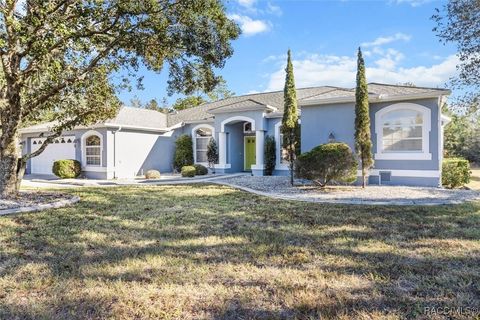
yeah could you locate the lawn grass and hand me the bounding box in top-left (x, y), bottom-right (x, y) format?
top-left (1, 185), bottom-right (479, 319)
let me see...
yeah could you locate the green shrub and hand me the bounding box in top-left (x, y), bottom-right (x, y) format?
top-left (52, 159), bottom-right (81, 179)
top-left (145, 170), bottom-right (161, 179)
top-left (295, 143), bottom-right (357, 187)
top-left (442, 158), bottom-right (471, 189)
top-left (174, 135), bottom-right (193, 171)
top-left (264, 135), bottom-right (276, 176)
top-left (194, 164), bottom-right (208, 175)
top-left (181, 165), bottom-right (196, 177)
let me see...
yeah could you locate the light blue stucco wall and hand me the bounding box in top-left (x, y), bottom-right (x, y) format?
top-left (22, 128), bottom-right (108, 178)
top-left (300, 98), bottom-right (441, 186)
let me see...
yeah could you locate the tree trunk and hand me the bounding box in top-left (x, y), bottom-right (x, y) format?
top-left (289, 160), bottom-right (294, 186)
top-left (0, 138), bottom-right (21, 198)
top-left (15, 158), bottom-right (27, 191)
top-left (362, 166), bottom-right (366, 188)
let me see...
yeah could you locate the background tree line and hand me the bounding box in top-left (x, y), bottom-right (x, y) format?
top-left (443, 100), bottom-right (480, 165)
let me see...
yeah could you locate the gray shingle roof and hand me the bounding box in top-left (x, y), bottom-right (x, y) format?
top-left (108, 107), bottom-right (167, 128)
top-left (167, 83), bottom-right (449, 126)
top-left (20, 83), bottom-right (450, 132)
top-left (167, 86), bottom-right (335, 126)
top-left (208, 99), bottom-right (270, 113)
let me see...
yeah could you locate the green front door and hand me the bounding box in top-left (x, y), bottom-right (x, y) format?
top-left (244, 137), bottom-right (256, 171)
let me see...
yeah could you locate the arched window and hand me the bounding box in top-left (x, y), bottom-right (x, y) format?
top-left (194, 127), bottom-right (212, 163)
top-left (375, 103), bottom-right (431, 160)
top-left (85, 135), bottom-right (101, 166)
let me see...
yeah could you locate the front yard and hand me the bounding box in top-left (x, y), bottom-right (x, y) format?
top-left (1, 185), bottom-right (479, 319)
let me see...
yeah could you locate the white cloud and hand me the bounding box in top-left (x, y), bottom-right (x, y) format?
top-left (390, 0), bottom-right (434, 7)
top-left (361, 33), bottom-right (411, 48)
top-left (265, 52), bottom-right (458, 91)
top-left (266, 2), bottom-right (283, 16)
top-left (228, 14), bottom-right (270, 36)
top-left (237, 0), bottom-right (256, 8)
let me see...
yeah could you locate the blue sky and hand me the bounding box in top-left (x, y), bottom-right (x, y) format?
top-left (118, 0), bottom-right (457, 105)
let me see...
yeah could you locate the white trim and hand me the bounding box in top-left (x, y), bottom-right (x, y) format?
top-left (104, 123), bottom-right (168, 133)
top-left (215, 163), bottom-right (231, 169)
top-left (374, 153), bottom-right (432, 160)
top-left (82, 166), bottom-right (108, 172)
top-left (251, 165), bottom-right (265, 170)
top-left (300, 92), bottom-right (450, 107)
top-left (374, 103), bottom-right (431, 161)
top-left (357, 169), bottom-right (440, 178)
top-left (191, 124), bottom-right (215, 165)
top-left (80, 130), bottom-right (103, 169)
top-left (220, 116), bottom-right (256, 132)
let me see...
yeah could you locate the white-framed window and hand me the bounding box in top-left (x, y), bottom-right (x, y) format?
top-left (85, 135), bottom-right (101, 166)
top-left (192, 124), bottom-right (214, 164)
top-left (81, 130), bottom-right (103, 168)
top-left (375, 103), bottom-right (431, 160)
top-left (274, 122), bottom-right (289, 169)
top-left (278, 130), bottom-right (289, 164)
top-left (381, 109), bottom-right (423, 152)
top-left (243, 122), bottom-right (253, 133)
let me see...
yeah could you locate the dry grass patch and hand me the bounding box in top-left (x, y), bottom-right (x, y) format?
top-left (468, 167), bottom-right (480, 191)
top-left (0, 184), bottom-right (479, 319)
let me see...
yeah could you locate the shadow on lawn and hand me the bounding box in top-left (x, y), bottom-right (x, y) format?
top-left (1, 184), bottom-right (480, 319)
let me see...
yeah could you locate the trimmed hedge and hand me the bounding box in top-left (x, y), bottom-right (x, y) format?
top-left (194, 164), bottom-right (208, 175)
top-left (295, 143), bottom-right (357, 187)
top-left (145, 170), bottom-right (161, 179)
top-left (442, 158), bottom-right (471, 189)
top-left (181, 165), bottom-right (196, 177)
top-left (174, 135), bottom-right (194, 171)
top-left (52, 159), bottom-right (81, 179)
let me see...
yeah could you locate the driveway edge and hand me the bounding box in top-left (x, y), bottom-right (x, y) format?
top-left (0, 196), bottom-right (81, 216)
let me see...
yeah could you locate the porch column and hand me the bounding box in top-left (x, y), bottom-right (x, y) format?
top-left (255, 130), bottom-right (265, 167)
top-left (218, 131), bottom-right (227, 165)
top-left (251, 130), bottom-right (265, 176)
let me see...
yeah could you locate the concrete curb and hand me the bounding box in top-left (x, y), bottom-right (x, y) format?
top-left (0, 196), bottom-right (81, 216)
top-left (210, 181), bottom-right (480, 206)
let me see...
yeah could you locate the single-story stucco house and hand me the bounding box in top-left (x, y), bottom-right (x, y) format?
top-left (20, 83), bottom-right (451, 186)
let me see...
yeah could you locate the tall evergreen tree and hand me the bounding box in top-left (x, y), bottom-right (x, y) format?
top-left (354, 47), bottom-right (374, 188)
top-left (207, 138), bottom-right (219, 173)
top-left (281, 49), bottom-right (300, 186)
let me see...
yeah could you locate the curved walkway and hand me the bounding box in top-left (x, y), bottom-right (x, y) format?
top-left (211, 175), bottom-right (480, 206)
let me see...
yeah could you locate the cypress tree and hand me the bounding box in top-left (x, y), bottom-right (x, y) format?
top-left (354, 47), bottom-right (374, 188)
top-left (282, 49), bottom-right (300, 186)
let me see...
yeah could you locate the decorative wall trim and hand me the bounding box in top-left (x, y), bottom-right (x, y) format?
top-left (358, 169), bottom-right (440, 178)
top-left (220, 116), bottom-right (256, 132)
top-left (374, 102), bottom-right (431, 161)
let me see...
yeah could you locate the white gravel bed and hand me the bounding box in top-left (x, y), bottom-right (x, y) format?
top-left (216, 175), bottom-right (480, 205)
top-left (0, 191), bottom-right (75, 210)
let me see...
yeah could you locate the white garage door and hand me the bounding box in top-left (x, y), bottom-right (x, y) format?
top-left (30, 136), bottom-right (76, 175)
